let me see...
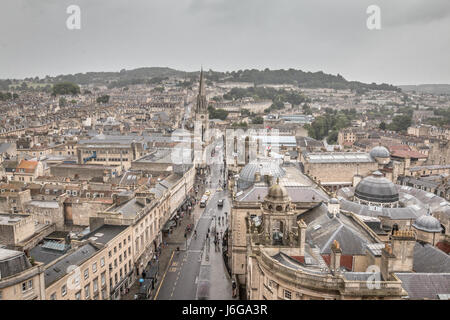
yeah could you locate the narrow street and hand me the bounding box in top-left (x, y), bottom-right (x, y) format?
top-left (154, 189), bottom-right (234, 300)
top-left (153, 133), bottom-right (233, 300)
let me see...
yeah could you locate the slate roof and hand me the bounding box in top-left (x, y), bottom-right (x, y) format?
top-left (0, 248), bottom-right (32, 278)
top-left (236, 185), bottom-right (328, 203)
top-left (29, 242), bottom-right (69, 266)
top-left (303, 203), bottom-right (377, 255)
top-left (44, 243), bottom-right (99, 287)
top-left (396, 273), bottom-right (450, 299)
top-left (413, 242), bottom-right (450, 273)
top-left (109, 198), bottom-right (145, 218)
top-left (339, 198), bottom-right (423, 220)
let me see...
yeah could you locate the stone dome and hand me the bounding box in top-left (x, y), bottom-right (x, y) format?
top-left (370, 146), bottom-right (390, 159)
top-left (267, 183), bottom-right (290, 202)
top-left (354, 171), bottom-right (399, 204)
top-left (238, 158), bottom-right (286, 190)
top-left (413, 215), bottom-right (442, 233)
top-left (329, 198), bottom-right (339, 204)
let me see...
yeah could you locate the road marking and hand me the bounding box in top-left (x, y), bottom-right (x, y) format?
top-left (153, 251), bottom-right (175, 300)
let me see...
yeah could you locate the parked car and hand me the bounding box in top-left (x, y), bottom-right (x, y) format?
top-left (217, 199), bottom-right (224, 207)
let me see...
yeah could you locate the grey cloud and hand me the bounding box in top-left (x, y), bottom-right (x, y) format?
top-left (0, 0), bottom-right (449, 85)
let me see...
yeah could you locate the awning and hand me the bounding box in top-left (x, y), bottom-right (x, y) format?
top-left (162, 220), bottom-right (176, 232)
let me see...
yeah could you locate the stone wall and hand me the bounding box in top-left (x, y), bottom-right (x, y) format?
top-left (304, 162), bottom-right (378, 184)
top-left (70, 200), bottom-right (114, 226)
top-left (0, 214), bottom-right (34, 246)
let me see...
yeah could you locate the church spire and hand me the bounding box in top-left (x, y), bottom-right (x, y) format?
top-left (196, 67), bottom-right (207, 113)
top-left (199, 67), bottom-right (205, 96)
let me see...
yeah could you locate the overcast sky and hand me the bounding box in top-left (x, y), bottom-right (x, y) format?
top-left (1, 0), bottom-right (449, 85)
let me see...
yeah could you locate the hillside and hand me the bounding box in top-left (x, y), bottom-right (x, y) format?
top-left (1, 67), bottom-right (401, 92)
top-left (398, 84), bottom-right (450, 95)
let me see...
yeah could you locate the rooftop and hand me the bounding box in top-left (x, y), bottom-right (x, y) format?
top-left (304, 152), bottom-right (374, 164)
top-left (81, 224), bottom-right (128, 245)
top-left (44, 243), bottom-right (99, 287)
top-left (396, 273), bottom-right (450, 300)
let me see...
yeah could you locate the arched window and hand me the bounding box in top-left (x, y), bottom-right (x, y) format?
top-left (392, 224), bottom-right (399, 235)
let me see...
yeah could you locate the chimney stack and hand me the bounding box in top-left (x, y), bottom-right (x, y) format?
top-left (381, 229), bottom-right (415, 280)
top-left (330, 240), bottom-right (342, 274)
top-left (297, 219), bottom-right (307, 256)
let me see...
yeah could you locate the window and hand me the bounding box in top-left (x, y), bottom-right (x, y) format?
top-left (114, 246), bottom-right (117, 254)
top-left (101, 272), bottom-right (106, 287)
top-left (109, 263), bottom-right (112, 271)
top-left (102, 289), bottom-right (107, 300)
top-left (108, 250), bottom-right (112, 258)
top-left (128, 235), bottom-right (131, 242)
top-left (84, 269), bottom-right (89, 280)
top-left (124, 264), bottom-right (127, 275)
top-left (119, 242), bottom-right (122, 250)
top-left (75, 291), bottom-right (81, 300)
top-left (114, 259), bottom-right (117, 268)
top-left (128, 247), bottom-right (131, 255)
top-left (284, 289), bottom-right (292, 300)
top-left (61, 284), bottom-right (67, 297)
top-left (120, 268), bottom-right (123, 280)
top-left (84, 284), bottom-right (90, 299)
top-left (124, 250), bottom-right (127, 259)
top-left (119, 254), bottom-right (122, 264)
top-left (100, 257), bottom-right (105, 267)
top-left (93, 278), bottom-right (98, 293)
top-left (123, 239), bottom-right (126, 245)
top-left (92, 262), bottom-right (97, 273)
top-left (22, 280), bottom-right (33, 292)
top-left (114, 273), bottom-right (118, 285)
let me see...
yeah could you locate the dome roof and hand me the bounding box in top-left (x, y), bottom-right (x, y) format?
top-left (413, 215), bottom-right (442, 233)
top-left (370, 146), bottom-right (390, 158)
top-left (238, 158), bottom-right (285, 190)
top-left (355, 171), bottom-right (399, 203)
top-left (266, 183), bottom-right (290, 202)
top-left (329, 198), bottom-right (339, 204)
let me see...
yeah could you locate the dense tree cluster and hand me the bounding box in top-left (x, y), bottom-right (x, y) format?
top-left (208, 106), bottom-right (229, 120)
top-left (425, 107), bottom-right (450, 127)
top-left (231, 121), bottom-right (248, 128)
top-left (1, 67), bottom-right (400, 93)
top-left (251, 116), bottom-right (264, 124)
top-left (0, 92), bottom-right (18, 101)
top-left (223, 86), bottom-right (308, 115)
top-left (387, 115), bottom-right (412, 132)
top-left (221, 69), bottom-right (400, 92)
top-left (52, 82), bottom-right (80, 96)
top-left (305, 108), bottom-right (357, 143)
top-left (96, 95), bottom-right (110, 104)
